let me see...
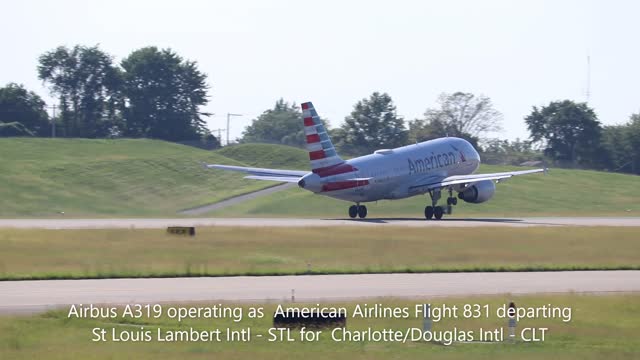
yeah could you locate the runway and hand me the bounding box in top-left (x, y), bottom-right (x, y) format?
top-left (0, 217), bottom-right (639, 229)
top-left (1, 271), bottom-right (638, 314)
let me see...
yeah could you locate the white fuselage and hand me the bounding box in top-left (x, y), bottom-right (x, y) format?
top-left (299, 137), bottom-right (481, 202)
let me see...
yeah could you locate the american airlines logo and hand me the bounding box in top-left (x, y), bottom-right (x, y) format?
top-left (408, 146), bottom-right (464, 174)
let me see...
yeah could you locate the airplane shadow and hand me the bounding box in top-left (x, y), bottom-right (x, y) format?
top-left (324, 218), bottom-right (562, 226)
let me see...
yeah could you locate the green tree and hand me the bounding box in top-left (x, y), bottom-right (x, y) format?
top-left (481, 138), bottom-right (544, 165)
top-left (0, 83), bottom-right (50, 136)
top-left (336, 92), bottom-right (407, 155)
top-left (38, 45), bottom-right (121, 137)
top-left (628, 114), bottom-right (640, 174)
top-left (241, 99), bottom-right (321, 147)
top-left (601, 113), bottom-right (640, 174)
top-left (412, 92), bottom-right (502, 142)
top-left (525, 100), bottom-right (602, 168)
top-left (120, 47), bottom-right (210, 141)
top-left (407, 117), bottom-right (480, 149)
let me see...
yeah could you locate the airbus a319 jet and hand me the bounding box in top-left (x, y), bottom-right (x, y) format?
top-left (208, 102), bottom-right (545, 220)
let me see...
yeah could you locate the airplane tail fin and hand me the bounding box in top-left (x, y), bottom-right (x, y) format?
top-left (301, 102), bottom-right (345, 172)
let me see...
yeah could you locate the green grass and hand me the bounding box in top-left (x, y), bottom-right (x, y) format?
top-left (0, 227), bottom-right (638, 280)
top-left (1, 294), bottom-right (639, 359)
top-left (216, 143), bottom-right (309, 170)
top-left (1, 139), bottom-right (638, 217)
top-left (0, 138), bottom-right (274, 217)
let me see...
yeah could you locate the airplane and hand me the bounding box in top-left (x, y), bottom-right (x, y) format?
top-left (207, 101), bottom-right (546, 220)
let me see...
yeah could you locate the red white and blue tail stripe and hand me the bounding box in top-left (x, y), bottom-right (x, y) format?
top-left (302, 102), bottom-right (344, 171)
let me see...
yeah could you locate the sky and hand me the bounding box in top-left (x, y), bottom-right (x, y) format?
top-left (2, 0), bottom-right (639, 143)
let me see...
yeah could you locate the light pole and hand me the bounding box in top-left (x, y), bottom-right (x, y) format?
top-left (226, 113), bottom-right (242, 146)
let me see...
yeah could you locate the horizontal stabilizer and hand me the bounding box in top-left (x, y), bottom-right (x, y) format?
top-left (244, 175), bottom-right (302, 183)
top-left (206, 164), bottom-right (308, 178)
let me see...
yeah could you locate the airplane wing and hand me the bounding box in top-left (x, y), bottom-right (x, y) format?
top-left (205, 164), bottom-right (308, 183)
top-left (409, 168), bottom-right (546, 193)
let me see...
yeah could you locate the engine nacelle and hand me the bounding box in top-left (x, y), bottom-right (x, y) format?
top-left (457, 180), bottom-right (496, 203)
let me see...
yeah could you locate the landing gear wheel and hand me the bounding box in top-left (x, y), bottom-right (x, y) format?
top-left (452, 197), bottom-right (457, 205)
top-left (348, 205), bottom-right (358, 218)
top-left (424, 206), bottom-right (434, 220)
top-left (434, 206), bottom-right (444, 220)
top-left (357, 205), bottom-right (368, 219)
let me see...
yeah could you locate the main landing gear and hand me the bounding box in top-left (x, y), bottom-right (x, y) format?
top-left (424, 205), bottom-right (443, 220)
top-left (348, 204), bottom-right (367, 219)
top-left (424, 188), bottom-right (457, 220)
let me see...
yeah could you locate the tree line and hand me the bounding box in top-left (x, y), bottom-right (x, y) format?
top-left (0, 45), bottom-right (218, 148)
top-left (1, 44), bottom-right (638, 174)
top-left (241, 93), bottom-right (640, 175)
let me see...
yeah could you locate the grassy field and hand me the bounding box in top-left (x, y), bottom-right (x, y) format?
top-left (1, 294), bottom-right (639, 359)
top-left (1, 139), bottom-right (638, 217)
top-left (0, 138), bottom-right (272, 217)
top-left (215, 143), bottom-right (308, 170)
top-left (0, 226), bottom-right (638, 280)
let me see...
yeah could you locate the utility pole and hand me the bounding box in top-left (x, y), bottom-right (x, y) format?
top-left (211, 128), bottom-right (225, 143)
top-left (226, 113), bottom-right (242, 146)
top-left (586, 54), bottom-right (591, 103)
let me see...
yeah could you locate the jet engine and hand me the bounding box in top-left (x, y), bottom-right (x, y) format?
top-left (457, 180), bottom-right (496, 203)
